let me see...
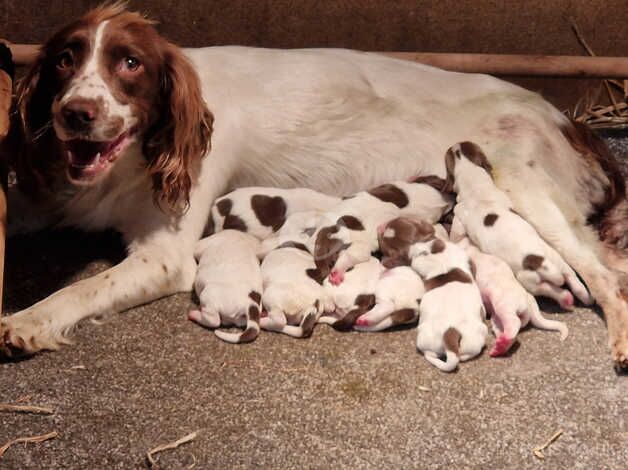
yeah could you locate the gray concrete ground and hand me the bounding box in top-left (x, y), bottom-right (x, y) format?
top-left (1, 134), bottom-right (627, 469)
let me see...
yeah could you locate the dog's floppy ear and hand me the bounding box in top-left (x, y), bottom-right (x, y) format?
top-left (382, 256), bottom-right (409, 269)
top-left (143, 42), bottom-right (214, 213)
top-left (443, 147), bottom-right (457, 194)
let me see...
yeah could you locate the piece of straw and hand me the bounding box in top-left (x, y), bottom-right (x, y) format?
top-left (146, 431), bottom-right (199, 468)
top-left (0, 431), bottom-right (58, 459)
top-left (533, 429), bottom-right (564, 459)
top-left (0, 403), bottom-right (54, 415)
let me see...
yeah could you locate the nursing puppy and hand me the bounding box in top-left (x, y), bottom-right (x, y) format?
top-left (313, 178), bottom-right (451, 285)
top-left (260, 242), bottom-right (334, 337)
top-left (353, 266), bottom-right (424, 332)
top-left (189, 231), bottom-right (263, 343)
top-left (459, 238), bottom-right (568, 356)
top-left (319, 257), bottom-right (383, 329)
top-left (446, 142), bottom-right (593, 309)
top-left (210, 187), bottom-right (340, 240)
top-left (378, 217), bottom-right (487, 371)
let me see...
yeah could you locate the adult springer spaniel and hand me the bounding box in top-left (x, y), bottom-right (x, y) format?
top-left (3, 5), bottom-right (627, 368)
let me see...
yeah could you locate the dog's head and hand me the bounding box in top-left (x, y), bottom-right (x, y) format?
top-left (377, 216), bottom-right (435, 266)
top-left (443, 141), bottom-right (493, 193)
top-left (13, 3), bottom-right (213, 212)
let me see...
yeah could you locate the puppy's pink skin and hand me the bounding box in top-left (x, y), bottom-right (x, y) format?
top-left (188, 310), bottom-right (202, 323)
top-left (329, 270), bottom-right (345, 286)
top-left (490, 335), bottom-right (515, 357)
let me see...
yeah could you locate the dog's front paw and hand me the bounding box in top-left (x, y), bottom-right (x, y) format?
top-left (0, 310), bottom-right (71, 358)
top-left (610, 327), bottom-right (628, 371)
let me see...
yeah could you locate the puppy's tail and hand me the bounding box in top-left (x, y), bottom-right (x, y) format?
top-left (423, 327), bottom-right (461, 372)
top-left (526, 294), bottom-right (569, 341)
top-left (214, 293), bottom-right (262, 344)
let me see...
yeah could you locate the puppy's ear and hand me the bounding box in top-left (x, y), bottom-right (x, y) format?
top-left (459, 141), bottom-right (493, 175)
top-left (306, 268), bottom-right (324, 285)
top-left (143, 42), bottom-right (213, 213)
top-left (382, 256), bottom-right (409, 269)
top-left (443, 147), bottom-right (457, 194)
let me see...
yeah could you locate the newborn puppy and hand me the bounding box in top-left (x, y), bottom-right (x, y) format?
top-left (460, 238), bottom-right (568, 356)
top-left (446, 141), bottom-right (593, 309)
top-left (189, 231), bottom-right (263, 343)
top-left (319, 257), bottom-right (383, 329)
top-left (210, 187), bottom-right (340, 240)
top-left (411, 237), bottom-right (488, 372)
top-left (260, 242), bottom-right (334, 337)
top-left (353, 266), bottom-right (424, 331)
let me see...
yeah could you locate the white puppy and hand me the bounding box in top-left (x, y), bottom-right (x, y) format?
top-left (210, 187), bottom-right (340, 240)
top-left (319, 257), bottom-right (383, 329)
top-left (446, 141), bottom-right (593, 309)
top-left (353, 265), bottom-right (424, 331)
top-left (460, 238), bottom-right (568, 356)
top-left (189, 231), bottom-right (263, 343)
top-left (260, 242), bottom-right (334, 337)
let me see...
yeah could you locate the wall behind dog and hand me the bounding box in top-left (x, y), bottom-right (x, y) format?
top-left (2, 0), bottom-right (625, 109)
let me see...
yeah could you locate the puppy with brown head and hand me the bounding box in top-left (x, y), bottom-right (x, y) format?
top-left (446, 141), bottom-right (593, 309)
top-left (377, 216), bottom-right (436, 267)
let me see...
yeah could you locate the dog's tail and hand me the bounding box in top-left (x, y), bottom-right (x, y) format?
top-left (526, 294), bottom-right (568, 340)
top-left (279, 308), bottom-right (319, 338)
top-left (214, 292), bottom-right (262, 344)
top-left (424, 327), bottom-right (461, 372)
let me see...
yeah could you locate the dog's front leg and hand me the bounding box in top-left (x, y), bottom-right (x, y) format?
top-left (0, 244), bottom-right (196, 356)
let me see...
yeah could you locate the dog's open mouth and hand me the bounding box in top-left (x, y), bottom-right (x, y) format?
top-left (64, 129), bottom-right (135, 182)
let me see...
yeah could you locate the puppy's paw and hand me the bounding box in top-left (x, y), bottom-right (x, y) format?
top-left (0, 311), bottom-right (70, 358)
top-left (610, 327), bottom-right (628, 372)
top-left (489, 335), bottom-right (514, 357)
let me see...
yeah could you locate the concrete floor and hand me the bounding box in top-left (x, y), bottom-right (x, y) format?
top-left (1, 134), bottom-right (627, 468)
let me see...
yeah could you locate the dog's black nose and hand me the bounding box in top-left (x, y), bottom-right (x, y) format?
top-left (61, 98), bottom-right (99, 131)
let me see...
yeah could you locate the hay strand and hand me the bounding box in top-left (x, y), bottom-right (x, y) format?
top-left (146, 431), bottom-right (199, 468)
top-left (0, 431), bottom-right (58, 459)
top-left (533, 429), bottom-right (564, 459)
top-left (0, 403), bottom-right (54, 415)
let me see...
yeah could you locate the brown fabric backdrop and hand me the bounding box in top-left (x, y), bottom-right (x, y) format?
top-left (1, 0), bottom-right (626, 108)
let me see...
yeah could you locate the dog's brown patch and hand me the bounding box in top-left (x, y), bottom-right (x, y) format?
top-left (368, 184), bottom-right (409, 208)
top-left (424, 268), bottom-right (473, 291)
top-left (333, 294), bottom-right (376, 331)
top-left (459, 141), bottom-right (493, 175)
top-left (381, 256), bottom-right (410, 269)
top-left (378, 217), bottom-right (435, 260)
top-left (300, 312), bottom-right (318, 337)
top-left (469, 259), bottom-right (477, 278)
top-left (248, 305), bottom-right (260, 323)
top-left (443, 147), bottom-right (457, 193)
top-left (431, 239), bottom-right (446, 254)
top-left (306, 268), bottom-right (324, 285)
top-left (313, 225), bottom-right (351, 280)
top-left (216, 198), bottom-right (232, 217)
top-left (277, 241), bottom-right (310, 253)
top-left (302, 226), bottom-right (317, 237)
top-left (251, 194), bottom-right (287, 232)
top-left (483, 213), bottom-right (499, 226)
top-left (390, 308), bottom-right (417, 326)
top-left (410, 175), bottom-right (449, 192)
top-left (223, 214), bottom-right (247, 232)
top-left (337, 215), bottom-right (365, 231)
top-left (249, 291), bottom-right (262, 305)
top-left (522, 254), bottom-right (544, 271)
top-left (443, 327), bottom-right (461, 355)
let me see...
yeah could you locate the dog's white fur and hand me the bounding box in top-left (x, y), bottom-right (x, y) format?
top-left (459, 238), bottom-right (568, 356)
top-left (211, 187), bottom-right (340, 240)
top-left (448, 143), bottom-right (593, 309)
top-left (258, 210), bottom-right (326, 258)
top-left (353, 266), bottom-right (424, 332)
top-left (260, 245), bottom-right (333, 337)
top-left (189, 230), bottom-right (263, 343)
top-left (412, 239), bottom-right (488, 372)
top-left (5, 38), bottom-right (627, 365)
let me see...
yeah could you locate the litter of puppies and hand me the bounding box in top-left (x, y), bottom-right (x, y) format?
top-left (190, 141), bottom-right (588, 373)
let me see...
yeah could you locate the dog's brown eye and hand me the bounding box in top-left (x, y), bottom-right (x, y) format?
top-left (123, 56), bottom-right (141, 72)
top-left (56, 51), bottom-right (74, 70)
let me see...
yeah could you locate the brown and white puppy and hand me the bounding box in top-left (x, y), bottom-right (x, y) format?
top-left (411, 237), bottom-right (488, 372)
top-left (446, 142), bottom-right (593, 310)
top-left (353, 265), bottom-right (424, 331)
top-left (210, 187), bottom-right (340, 240)
top-left (319, 257), bottom-right (383, 329)
top-left (189, 230), bottom-right (262, 343)
top-left (459, 238), bottom-right (568, 356)
top-left (260, 241), bottom-right (334, 337)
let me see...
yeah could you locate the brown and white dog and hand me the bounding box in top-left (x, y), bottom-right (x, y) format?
top-left (4, 5), bottom-right (627, 368)
top-left (210, 187), bottom-right (340, 240)
top-left (459, 238), bottom-right (568, 356)
top-left (189, 230), bottom-right (262, 343)
top-left (260, 242), bottom-right (334, 338)
top-left (446, 142), bottom-right (593, 310)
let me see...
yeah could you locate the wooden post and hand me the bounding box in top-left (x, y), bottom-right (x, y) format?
top-left (0, 43), bottom-right (14, 313)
